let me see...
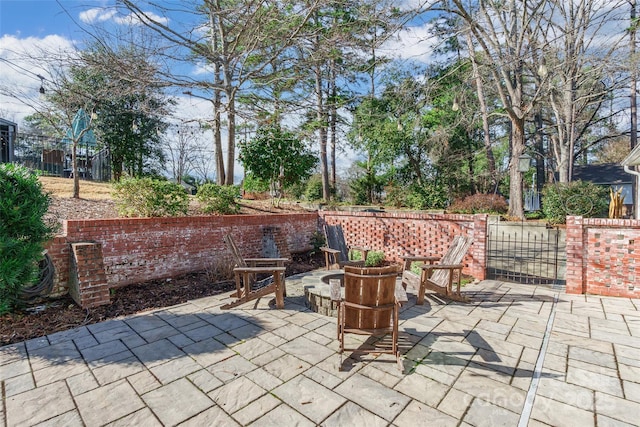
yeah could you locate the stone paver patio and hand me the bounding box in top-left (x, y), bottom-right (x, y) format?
top-left (2, 270), bottom-right (639, 426)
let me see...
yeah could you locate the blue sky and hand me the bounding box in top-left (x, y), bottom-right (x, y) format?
top-left (0, 1), bottom-right (95, 39)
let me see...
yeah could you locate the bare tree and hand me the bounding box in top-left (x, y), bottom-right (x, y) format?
top-left (540, 0), bottom-right (629, 182)
top-left (444, 0), bottom-right (550, 218)
top-left (165, 124), bottom-right (206, 184)
top-left (117, 0), bottom-right (321, 185)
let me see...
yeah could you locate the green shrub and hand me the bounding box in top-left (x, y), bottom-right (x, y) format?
top-left (113, 178), bottom-right (189, 217)
top-left (309, 231), bottom-right (326, 255)
top-left (541, 181), bottom-right (609, 224)
top-left (448, 193), bottom-right (508, 214)
top-left (405, 183), bottom-right (449, 210)
top-left (410, 261), bottom-right (423, 276)
top-left (196, 183), bottom-right (241, 214)
top-left (305, 175), bottom-right (324, 201)
top-left (365, 250), bottom-right (385, 267)
top-left (0, 164), bottom-right (55, 314)
top-left (384, 183), bottom-right (406, 208)
top-left (243, 173), bottom-right (270, 194)
top-left (350, 249), bottom-right (364, 261)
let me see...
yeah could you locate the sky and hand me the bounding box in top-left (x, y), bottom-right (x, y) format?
top-left (0, 1), bottom-right (434, 181)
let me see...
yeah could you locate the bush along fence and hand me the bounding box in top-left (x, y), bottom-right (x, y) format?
top-left (43, 211), bottom-right (640, 309)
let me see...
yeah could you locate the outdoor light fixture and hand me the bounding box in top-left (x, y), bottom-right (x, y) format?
top-left (518, 154), bottom-right (532, 172)
top-left (37, 74), bottom-right (45, 95)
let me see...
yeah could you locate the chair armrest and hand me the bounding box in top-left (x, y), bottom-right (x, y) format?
top-left (403, 256), bottom-right (440, 263)
top-left (244, 258), bottom-right (288, 267)
top-left (234, 266), bottom-right (286, 273)
top-left (394, 282), bottom-right (408, 303)
top-left (244, 258), bottom-right (288, 263)
top-left (320, 247), bottom-right (340, 254)
top-left (349, 245), bottom-right (370, 252)
top-left (421, 263), bottom-right (464, 271)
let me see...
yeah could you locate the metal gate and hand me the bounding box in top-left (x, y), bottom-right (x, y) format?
top-left (486, 219), bottom-right (566, 288)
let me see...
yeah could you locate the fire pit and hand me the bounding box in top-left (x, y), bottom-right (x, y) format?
top-left (302, 270), bottom-right (345, 317)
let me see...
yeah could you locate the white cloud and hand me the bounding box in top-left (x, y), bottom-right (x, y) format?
top-left (0, 34), bottom-right (76, 124)
top-left (79, 6), bottom-right (168, 27)
top-left (380, 23), bottom-right (437, 64)
top-left (79, 8), bottom-right (117, 24)
top-left (114, 11), bottom-right (169, 26)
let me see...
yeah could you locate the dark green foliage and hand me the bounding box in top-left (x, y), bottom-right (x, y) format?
top-left (305, 175), bottom-right (324, 201)
top-left (0, 164), bottom-right (55, 314)
top-left (448, 194), bottom-right (508, 214)
top-left (238, 125), bottom-right (317, 206)
top-left (541, 181), bottom-right (609, 224)
top-left (242, 174), bottom-right (270, 194)
top-left (384, 183), bottom-right (406, 208)
top-left (196, 183), bottom-right (241, 215)
top-left (405, 183), bottom-right (449, 210)
top-left (365, 250), bottom-right (385, 267)
top-left (309, 231), bottom-right (326, 255)
top-left (112, 178), bottom-right (189, 217)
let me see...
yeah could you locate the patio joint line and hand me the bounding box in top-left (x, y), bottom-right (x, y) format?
top-left (517, 292), bottom-right (558, 427)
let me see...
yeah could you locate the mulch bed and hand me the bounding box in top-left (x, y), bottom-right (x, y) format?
top-left (1, 252), bottom-right (324, 346)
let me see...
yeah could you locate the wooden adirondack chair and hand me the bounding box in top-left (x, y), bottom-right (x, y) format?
top-left (402, 235), bottom-right (473, 304)
top-left (332, 265), bottom-right (403, 371)
top-left (320, 224), bottom-right (369, 270)
top-left (221, 234), bottom-right (288, 309)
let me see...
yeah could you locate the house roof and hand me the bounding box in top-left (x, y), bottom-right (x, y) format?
top-left (0, 118), bottom-right (17, 127)
top-left (621, 144), bottom-right (640, 167)
top-left (572, 163), bottom-right (634, 185)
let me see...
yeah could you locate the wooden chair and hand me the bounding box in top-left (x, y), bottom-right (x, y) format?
top-left (320, 224), bottom-right (369, 270)
top-left (402, 235), bottom-right (473, 304)
top-left (332, 265), bottom-right (403, 371)
top-left (221, 234), bottom-right (288, 309)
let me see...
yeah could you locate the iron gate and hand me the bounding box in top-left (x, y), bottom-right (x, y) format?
top-left (486, 220), bottom-right (566, 287)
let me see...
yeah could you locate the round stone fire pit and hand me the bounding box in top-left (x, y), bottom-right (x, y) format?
top-left (302, 270), bottom-right (345, 317)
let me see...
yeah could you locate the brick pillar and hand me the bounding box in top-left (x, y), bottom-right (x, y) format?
top-left (565, 216), bottom-right (586, 294)
top-left (470, 214), bottom-right (488, 280)
top-left (69, 242), bottom-right (110, 308)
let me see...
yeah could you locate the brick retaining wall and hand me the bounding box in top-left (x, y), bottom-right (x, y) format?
top-left (46, 213), bottom-right (318, 307)
top-left (566, 216), bottom-right (640, 297)
top-left (318, 211), bottom-right (488, 280)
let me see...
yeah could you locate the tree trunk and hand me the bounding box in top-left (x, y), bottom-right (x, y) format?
top-left (225, 90), bottom-right (235, 185)
top-left (631, 0), bottom-right (638, 150)
top-left (315, 63), bottom-right (330, 201)
top-left (329, 59), bottom-right (337, 190)
top-left (507, 118), bottom-right (525, 219)
top-left (465, 32), bottom-right (496, 190)
top-left (72, 142), bottom-right (80, 199)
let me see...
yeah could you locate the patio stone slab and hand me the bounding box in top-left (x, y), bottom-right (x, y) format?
top-left (142, 378), bottom-right (213, 426)
top-left (530, 395), bottom-right (595, 427)
top-left (250, 404), bottom-right (314, 427)
top-left (272, 375), bottom-right (346, 423)
top-left (208, 376), bottom-right (266, 414)
top-left (75, 379), bottom-right (145, 426)
top-left (334, 373), bottom-right (410, 421)
top-left (6, 380), bottom-right (75, 426)
top-left (463, 398), bottom-right (521, 427)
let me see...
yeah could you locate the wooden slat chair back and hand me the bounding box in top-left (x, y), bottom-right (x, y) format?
top-left (335, 265), bottom-right (402, 371)
top-left (402, 235), bottom-right (473, 304)
top-left (321, 224), bottom-right (368, 270)
top-left (225, 234), bottom-right (248, 269)
top-left (221, 234), bottom-right (288, 309)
